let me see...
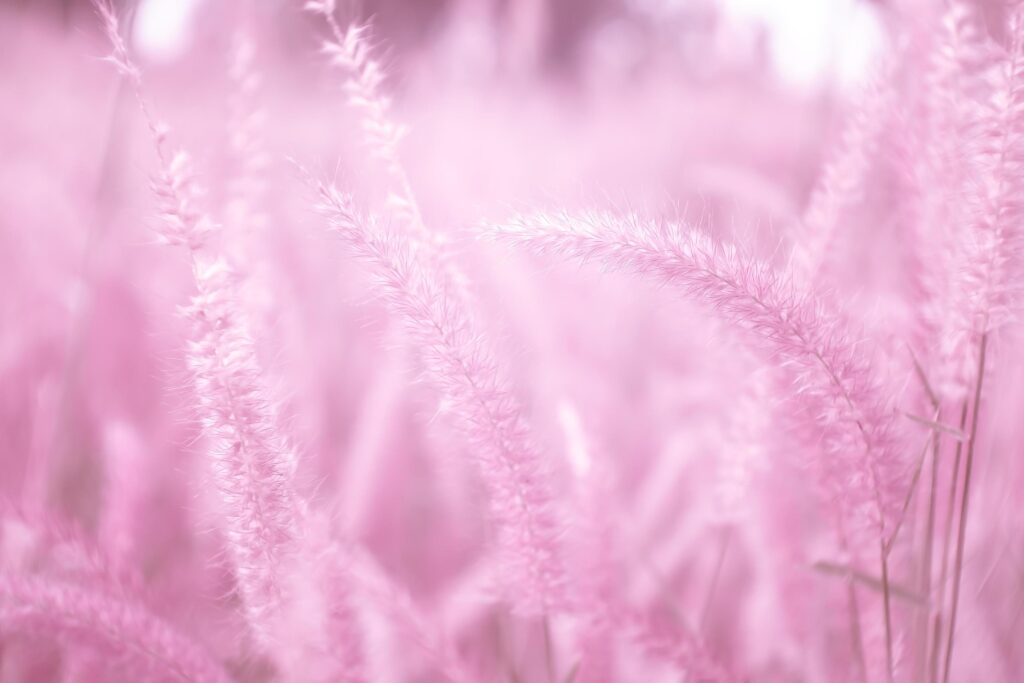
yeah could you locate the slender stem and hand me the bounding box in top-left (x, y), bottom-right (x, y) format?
top-left (916, 413), bottom-right (941, 683)
top-left (908, 344), bottom-right (940, 410)
top-left (848, 581), bottom-right (868, 683)
top-left (881, 541), bottom-right (895, 683)
top-left (941, 334), bottom-right (988, 683)
top-left (700, 526), bottom-right (732, 629)
top-left (902, 412), bottom-right (965, 441)
top-left (929, 400), bottom-right (968, 683)
top-left (877, 417), bottom-right (939, 682)
top-left (542, 617), bottom-right (556, 683)
top-left (928, 617), bottom-right (944, 683)
top-left (835, 517), bottom-right (868, 683)
top-left (885, 426), bottom-right (937, 556)
top-left (37, 75), bottom-right (126, 513)
top-left (937, 401), bottom-right (970, 587)
top-left (494, 611), bottom-right (520, 683)
top-left (813, 560), bottom-right (926, 604)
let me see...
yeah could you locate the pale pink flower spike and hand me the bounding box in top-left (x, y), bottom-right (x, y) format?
top-left (2, 1), bottom-right (1024, 681)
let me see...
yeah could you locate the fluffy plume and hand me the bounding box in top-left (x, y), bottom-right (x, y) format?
top-left (225, 28), bottom-right (270, 243)
top-left (95, 52), bottom-right (300, 644)
top-left (791, 58), bottom-right (898, 286)
top-left (0, 573), bottom-right (231, 683)
top-left (939, 3), bottom-right (1024, 395)
top-left (310, 10), bottom-right (424, 244)
top-left (486, 210), bottom-right (906, 541)
top-left (183, 253), bottom-right (301, 634)
top-left (94, 1), bottom-right (317, 656)
top-left (306, 7), bottom-right (472, 299)
top-left (9, 1), bottom-right (1024, 680)
top-left (313, 182), bottom-right (566, 615)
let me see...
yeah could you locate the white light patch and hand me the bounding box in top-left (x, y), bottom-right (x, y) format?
top-left (557, 400), bottom-right (592, 477)
top-left (134, 0), bottom-right (204, 62)
top-left (719, 0), bottom-right (885, 90)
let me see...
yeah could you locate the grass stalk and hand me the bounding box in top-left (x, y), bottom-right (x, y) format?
top-left (941, 333), bottom-right (988, 683)
top-left (928, 400), bottom-right (969, 683)
top-left (881, 541), bottom-right (895, 683)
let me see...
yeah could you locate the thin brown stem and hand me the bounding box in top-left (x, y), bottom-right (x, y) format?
top-left (941, 333), bottom-right (988, 683)
top-left (848, 581), bottom-right (868, 683)
top-left (881, 542), bottom-right (895, 683)
top-left (908, 345), bottom-right (941, 410)
top-left (494, 611), bottom-right (520, 683)
top-left (928, 400), bottom-right (969, 683)
top-left (916, 411), bottom-right (941, 683)
top-left (885, 425), bottom-right (938, 556)
top-left (543, 617), bottom-right (556, 683)
top-left (902, 412), bottom-right (966, 441)
top-left (700, 526), bottom-right (732, 629)
top-left (928, 616), bottom-right (944, 683)
top-left (835, 517), bottom-right (868, 683)
top-left (813, 560), bottom-right (926, 605)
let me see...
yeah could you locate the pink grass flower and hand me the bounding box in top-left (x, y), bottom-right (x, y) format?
top-left (0, 573), bottom-right (231, 683)
top-left (313, 183), bottom-right (566, 616)
top-left (487, 210), bottom-right (908, 542)
top-left (7, 1), bottom-right (1024, 680)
